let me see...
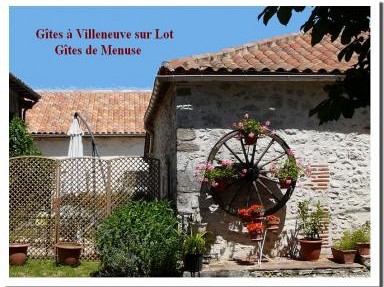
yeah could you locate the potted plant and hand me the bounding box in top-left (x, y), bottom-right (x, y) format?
top-left (352, 221), bottom-right (370, 256)
top-left (237, 208), bottom-right (252, 225)
top-left (266, 214), bottom-right (280, 230)
top-left (247, 204), bottom-right (265, 219)
top-left (246, 222), bottom-right (264, 241)
top-left (195, 160), bottom-right (237, 191)
top-left (270, 153), bottom-right (308, 188)
top-left (9, 234), bottom-right (29, 266)
top-left (55, 242), bottom-right (82, 267)
top-left (232, 114), bottom-right (270, 145)
top-left (331, 230), bottom-right (357, 264)
top-left (296, 200), bottom-right (328, 261)
top-left (183, 232), bottom-right (206, 273)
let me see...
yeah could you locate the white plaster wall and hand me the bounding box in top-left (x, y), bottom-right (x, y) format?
top-left (33, 136), bottom-right (145, 158)
top-left (174, 81), bottom-right (370, 260)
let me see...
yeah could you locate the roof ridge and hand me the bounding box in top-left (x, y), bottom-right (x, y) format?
top-left (165, 32), bottom-right (305, 66)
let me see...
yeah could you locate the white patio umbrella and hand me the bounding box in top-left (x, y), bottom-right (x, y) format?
top-left (67, 118), bottom-right (84, 157)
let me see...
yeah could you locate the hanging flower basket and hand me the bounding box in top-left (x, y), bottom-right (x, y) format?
top-left (212, 178), bottom-right (231, 192)
top-left (279, 178), bottom-right (293, 189)
top-left (243, 133), bottom-right (258, 145)
top-left (232, 115), bottom-right (270, 145)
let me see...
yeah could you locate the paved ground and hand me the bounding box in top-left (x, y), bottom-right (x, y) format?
top-left (184, 256), bottom-right (369, 277)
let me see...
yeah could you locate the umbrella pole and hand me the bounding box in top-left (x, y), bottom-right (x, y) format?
top-left (74, 112), bottom-right (99, 157)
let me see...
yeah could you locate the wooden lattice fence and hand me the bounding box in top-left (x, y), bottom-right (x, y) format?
top-left (9, 156), bottom-right (160, 260)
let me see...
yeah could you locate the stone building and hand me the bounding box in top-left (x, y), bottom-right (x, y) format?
top-left (144, 33), bottom-right (370, 259)
top-left (26, 90), bottom-right (151, 157)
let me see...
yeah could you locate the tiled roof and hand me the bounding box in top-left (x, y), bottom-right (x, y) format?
top-left (26, 91), bottom-right (151, 136)
top-left (160, 32), bottom-right (355, 74)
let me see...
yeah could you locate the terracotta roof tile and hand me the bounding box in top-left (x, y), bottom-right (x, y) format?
top-left (161, 32), bottom-right (357, 74)
top-left (26, 91), bottom-right (151, 136)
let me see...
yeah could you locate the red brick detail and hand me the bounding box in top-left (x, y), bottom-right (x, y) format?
top-left (309, 164), bottom-right (330, 191)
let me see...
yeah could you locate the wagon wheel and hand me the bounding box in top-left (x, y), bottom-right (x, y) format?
top-left (205, 129), bottom-right (296, 216)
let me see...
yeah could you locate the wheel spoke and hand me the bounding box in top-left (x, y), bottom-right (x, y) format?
top-left (250, 143), bottom-right (257, 165)
top-left (223, 143), bottom-right (245, 165)
top-left (245, 183), bottom-right (252, 207)
top-left (258, 152), bottom-right (286, 169)
top-left (252, 181), bottom-right (264, 206)
top-left (240, 138), bottom-right (250, 164)
top-left (227, 182), bottom-right (244, 208)
top-left (255, 139), bottom-right (275, 166)
top-left (256, 179), bottom-right (281, 202)
top-left (258, 174), bottom-right (280, 184)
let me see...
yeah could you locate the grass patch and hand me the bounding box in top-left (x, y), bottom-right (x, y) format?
top-left (10, 259), bottom-right (100, 277)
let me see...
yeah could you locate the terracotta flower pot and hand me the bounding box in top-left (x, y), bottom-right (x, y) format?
top-left (9, 243), bottom-right (29, 266)
top-left (266, 219), bottom-right (280, 230)
top-left (250, 230), bottom-right (263, 241)
top-left (331, 247), bottom-right (357, 264)
top-left (298, 239), bottom-right (322, 261)
top-left (55, 242), bottom-right (82, 267)
top-left (243, 134), bottom-right (257, 145)
top-left (279, 178), bottom-right (293, 189)
top-left (356, 243), bottom-right (370, 256)
top-left (251, 210), bottom-right (265, 220)
top-left (212, 178), bottom-right (231, 192)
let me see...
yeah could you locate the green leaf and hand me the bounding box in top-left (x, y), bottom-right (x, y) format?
top-left (258, 7), bottom-right (278, 25)
top-left (276, 7), bottom-right (293, 26)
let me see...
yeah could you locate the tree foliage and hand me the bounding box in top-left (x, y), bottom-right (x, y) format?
top-left (9, 116), bottom-right (42, 157)
top-left (258, 6), bottom-right (370, 124)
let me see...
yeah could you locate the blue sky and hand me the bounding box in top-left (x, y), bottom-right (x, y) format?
top-left (10, 6), bottom-right (311, 89)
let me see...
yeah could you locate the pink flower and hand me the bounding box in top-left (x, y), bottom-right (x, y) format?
top-left (234, 134), bottom-right (241, 141)
top-left (288, 149), bottom-right (295, 156)
top-left (285, 179), bottom-right (292, 185)
top-left (270, 130), bottom-right (276, 136)
top-left (206, 163), bottom-right (214, 170)
top-left (244, 113), bottom-right (249, 119)
top-left (238, 122), bottom-right (244, 129)
top-left (241, 168), bottom-right (248, 174)
top-left (265, 120), bottom-right (271, 126)
top-left (212, 181), bottom-right (219, 187)
top-left (221, 160), bottom-right (232, 167)
top-left (261, 125), bottom-right (268, 132)
top-left (195, 163), bottom-right (206, 170)
top-left (248, 132), bottom-right (255, 138)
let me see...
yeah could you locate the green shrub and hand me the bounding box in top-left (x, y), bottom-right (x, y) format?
top-left (9, 116), bottom-right (42, 157)
top-left (183, 232), bottom-right (206, 255)
top-left (95, 200), bottom-right (183, 277)
top-left (334, 230), bottom-right (355, 250)
top-left (352, 221), bottom-right (370, 246)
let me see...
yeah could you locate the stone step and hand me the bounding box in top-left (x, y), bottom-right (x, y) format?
top-left (183, 257), bottom-right (370, 277)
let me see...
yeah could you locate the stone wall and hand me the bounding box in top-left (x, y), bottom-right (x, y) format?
top-left (151, 88), bottom-right (177, 200)
top-left (174, 81), bottom-right (370, 260)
